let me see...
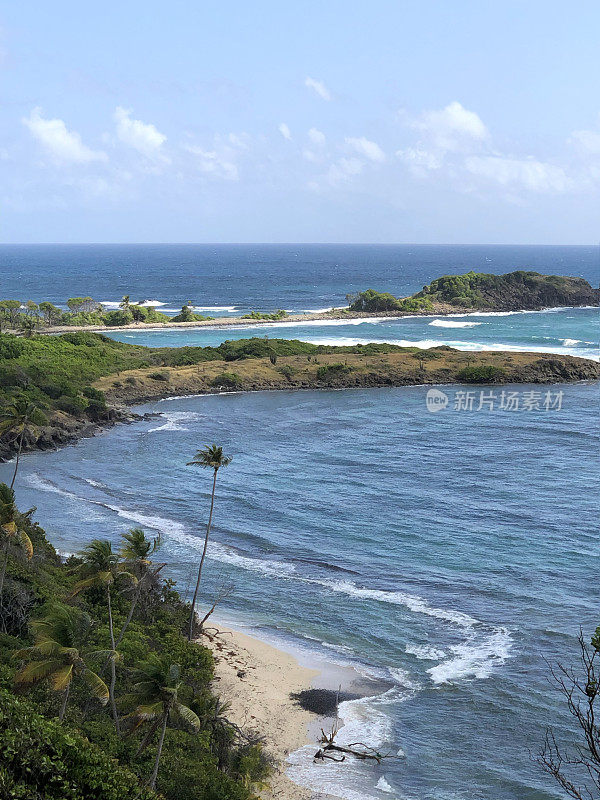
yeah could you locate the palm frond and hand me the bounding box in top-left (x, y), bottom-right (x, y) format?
top-left (50, 664), bottom-right (73, 691)
top-left (81, 668), bottom-right (109, 702)
top-left (174, 702), bottom-right (201, 732)
top-left (15, 659), bottom-right (63, 685)
top-left (17, 529), bottom-right (33, 560)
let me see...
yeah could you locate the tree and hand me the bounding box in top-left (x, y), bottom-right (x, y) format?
top-left (0, 399), bottom-right (46, 489)
top-left (125, 655), bottom-right (200, 788)
top-left (0, 483), bottom-right (33, 600)
top-left (14, 604), bottom-right (109, 721)
top-left (185, 445), bottom-right (232, 640)
top-left (120, 295), bottom-right (130, 309)
top-left (540, 627), bottom-right (600, 799)
top-left (39, 301), bottom-right (61, 326)
top-left (116, 528), bottom-right (162, 647)
top-left (71, 539), bottom-right (136, 734)
top-left (0, 300), bottom-right (22, 328)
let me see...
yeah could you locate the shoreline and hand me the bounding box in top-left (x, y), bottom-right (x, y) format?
top-left (201, 620), bottom-right (389, 800)
top-left (18, 300), bottom-right (600, 337)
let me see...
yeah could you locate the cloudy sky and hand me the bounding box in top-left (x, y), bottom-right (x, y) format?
top-left (2, 1), bottom-right (600, 243)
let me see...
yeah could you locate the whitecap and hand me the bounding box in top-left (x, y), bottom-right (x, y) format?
top-left (429, 319), bottom-right (483, 328)
top-left (136, 299), bottom-right (167, 307)
top-left (147, 411), bottom-right (202, 433)
top-left (560, 338), bottom-right (580, 346)
top-left (405, 643), bottom-right (447, 660)
top-left (192, 305), bottom-right (238, 312)
top-left (427, 628), bottom-right (513, 684)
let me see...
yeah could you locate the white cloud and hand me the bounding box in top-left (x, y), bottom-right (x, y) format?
top-left (305, 76), bottom-right (331, 101)
top-left (570, 128), bottom-right (600, 155)
top-left (346, 136), bottom-right (385, 162)
top-left (326, 157), bottom-right (365, 185)
top-left (411, 101), bottom-right (488, 152)
top-left (396, 147), bottom-right (442, 172)
top-left (22, 107), bottom-right (107, 164)
top-left (186, 145), bottom-right (239, 181)
top-left (114, 106), bottom-right (168, 160)
top-left (465, 155), bottom-right (571, 193)
top-left (278, 122), bottom-right (292, 141)
top-left (308, 128), bottom-right (326, 146)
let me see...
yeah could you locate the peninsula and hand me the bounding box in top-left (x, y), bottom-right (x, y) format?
top-left (0, 331), bottom-right (597, 461)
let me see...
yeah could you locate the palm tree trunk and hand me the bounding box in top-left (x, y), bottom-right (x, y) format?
top-left (115, 584), bottom-right (141, 649)
top-left (148, 710), bottom-right (169, 789)
top-left (188, 468), bottom-right (218, 640)
top-left (0, 539), bottom-right (9, 598)
top-left (106, 586), bottom-right (121, 735)
top-left (10, 428), bottom-right (25, 491)
top-left (58, 683), bottom-right (70, 721)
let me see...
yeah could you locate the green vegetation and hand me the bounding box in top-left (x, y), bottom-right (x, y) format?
top-left (241, 310), bottom-right (288, 321)
top-left (316, 363), bottom-right (354, 381)
top-left (413, 270), bottom-right (599, 310)
top-left (170, 305), bottom-right (214, 323)
top-left (210, 371), bottom-right (243, 388)
top-left (0, 492), bottom-right (266, 798)
top-left (456, 365), bottom-right (506, 383)
top-left (347, 289), bottom-right (433, 313)
top-left (348, 271), bottom-right (599, 313)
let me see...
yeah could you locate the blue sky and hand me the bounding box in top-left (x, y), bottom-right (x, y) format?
top-left (2, 1), bottom-right (600, 243)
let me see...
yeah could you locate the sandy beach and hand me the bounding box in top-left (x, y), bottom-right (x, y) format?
top-left (202, 624), bottom-right (319, 800)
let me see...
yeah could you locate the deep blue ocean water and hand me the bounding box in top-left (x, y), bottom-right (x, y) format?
top-left (1, 245), bottom-right (598, 799)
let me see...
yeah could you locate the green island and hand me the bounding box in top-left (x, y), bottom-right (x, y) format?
top-left (0, 331), bottom-right (598, 461)
top-left (348, 270), bottom-right (600, 313)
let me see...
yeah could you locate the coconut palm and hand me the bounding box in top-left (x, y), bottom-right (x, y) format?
top-left (120, 295), bottom-right (130, 309)
top-left (0, 399), bottom-right (46, 489)
top-left (0, 483), bottom-right (33, 599)
top-left (115, 528), bottom-right (162, 647)
top-left (185, 445), bottom-right (232, 640)
top-left (125, 654), bottom-right (200, 788)
top-left (14, 604), bottom-right (109, 720)
top-left (71, 539), bottom-right (136, 734)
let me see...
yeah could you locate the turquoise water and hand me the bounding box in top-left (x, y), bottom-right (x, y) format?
top-left (105, 305), bottom-right (600, 361)
top-left (3, 383), bottom-right (598, 800)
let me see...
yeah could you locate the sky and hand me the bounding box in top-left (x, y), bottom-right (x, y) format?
top-left (2, 0), bottom-right (600, 244)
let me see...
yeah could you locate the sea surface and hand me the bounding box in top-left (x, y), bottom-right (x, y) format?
top-left (1, 245), bottom-right (599, 800)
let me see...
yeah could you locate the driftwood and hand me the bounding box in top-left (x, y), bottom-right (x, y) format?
top-left (314, 722), bottom-right (388, 764)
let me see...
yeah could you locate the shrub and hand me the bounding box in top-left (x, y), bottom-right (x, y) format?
top-left (316, 363), bottom-right (354, 381)
top-left (210, 371), bottom-right (243, 388)
top-left (148, 371), bottom-right (170, 382)
top-left (55, 395), bottom-right (88, 416)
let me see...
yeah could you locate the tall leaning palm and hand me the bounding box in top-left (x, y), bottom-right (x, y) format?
top-left (0, 483), bottom-right (33, 599)
top-left (126, 655), bottom-right (200, 789)
top-left (116, 528), bottom-right (162, 648)
top-left (14, 604), bottom-right (109, 721)
top-left (0, 399), bottom-right (45, 489)
top-left (71, 539), bottom-right (136, 734)
top-left (186, 445), bottom-right (232, 640)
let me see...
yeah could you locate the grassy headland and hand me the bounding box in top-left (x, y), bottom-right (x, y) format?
top-left (0, 331), bottom-right (597, 460)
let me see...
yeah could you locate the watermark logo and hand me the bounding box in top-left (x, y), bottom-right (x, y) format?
top-left (426, 388), bottom-right (449, 413)
top-left (425, 388), bottom-right (564, 413)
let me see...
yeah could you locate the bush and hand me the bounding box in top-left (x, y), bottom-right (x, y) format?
top-left (148, 371), bottom-right (170, 382)
top-left (316, 363), bottom-right (354, 381)
top-left (55, 395), bottom-right (88, 416)
top-left (456, 365), bottom-right (505, 383)
top-left (210, 372), bottom-right (243, 388)
top-left (0, 690), bottom-right (158, 800)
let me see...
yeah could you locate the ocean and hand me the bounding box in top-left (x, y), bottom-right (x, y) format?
top-left (1, 244), bottom-right (598, 800)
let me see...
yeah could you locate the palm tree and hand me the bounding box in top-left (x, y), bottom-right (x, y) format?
top-left (14, 604), bottom-right (109, 720)
top-left (186, 445), bottom-right (232, 640)
top-left (116, 528), bottom-right (162, 648)
top-left (0, 483), bottom-right (33, 599)
top-left (71, 539), bottom-right (136, 734)
top-left (0, 399), bottom-right (46, 489)
top-left (120, 295), bottom-right (130, 309)
top-left (125, 654), bottom-right (200, 788)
